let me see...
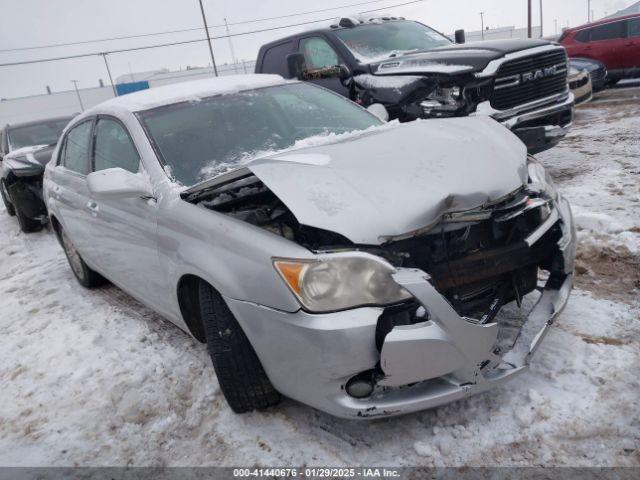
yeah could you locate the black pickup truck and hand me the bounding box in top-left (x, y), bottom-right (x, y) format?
top-left (255, 16), bottom-right (574, 154)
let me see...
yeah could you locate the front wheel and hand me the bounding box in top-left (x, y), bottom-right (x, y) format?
top-left (58, 226), bottom-right (105, 288)
top-left (0, 180), bottom-right (16, 216)
top-left (15, 205), bottom-right (43, 233)
top-left (199, 281), bottom-right (281, 413)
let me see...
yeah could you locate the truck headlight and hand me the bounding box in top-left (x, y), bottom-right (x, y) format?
top-left (420, 86), bottom-right (464, 117)
top-left (273, 254), bottom-right (412, 313)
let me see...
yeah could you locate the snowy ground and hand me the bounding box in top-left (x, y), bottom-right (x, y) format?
top-left (0, 87), bottom-right (639, 468)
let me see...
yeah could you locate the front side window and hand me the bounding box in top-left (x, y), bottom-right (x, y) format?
top-left (335, 20), bottom-right (451, 63)
top-left (62, 120), bottom-right (93, 175)
top-left (299, 37), bottom-right (340, 70)
top-left (138, 83), bottom-right (382, 186)
top-left (7, 119), bottom-right (69, 151)
top-left (574, 29), bottom-right (590, 43)
top-left (261, 41), bottom-right (293, 77)
top-left (590, 21), bottom-right (625, 41)
top-left (628, 18), bottom-right (640, 37)
top-left (93, 118), bottom-right (139, 173)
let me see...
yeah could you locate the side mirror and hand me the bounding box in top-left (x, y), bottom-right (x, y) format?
top-left (336, 64), bottom-right (351, 80)
top-left (286, 52), bottom-right (307, 79)
top-left (366, 103), bottom-right (389, 122)
top-left (87, 168), bottom-right (153, 200)
top-left (455, 29), bottom-right (466, 44)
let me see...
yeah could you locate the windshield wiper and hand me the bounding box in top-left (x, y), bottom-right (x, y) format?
top-left (388, 49), bottom-right (419, 58)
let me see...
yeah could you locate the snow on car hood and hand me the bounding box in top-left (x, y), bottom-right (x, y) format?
top-left (245, 116), bottom-right (527, 245)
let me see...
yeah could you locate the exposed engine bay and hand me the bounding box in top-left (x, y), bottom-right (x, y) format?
top-left (187, 168), bottom-right (562, 332)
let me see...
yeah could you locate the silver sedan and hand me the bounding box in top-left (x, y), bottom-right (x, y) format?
top-left (43, 74), bottom-right (576, 419)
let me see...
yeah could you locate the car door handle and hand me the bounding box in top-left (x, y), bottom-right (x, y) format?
top-left (86, 201), bottom-right (99, 216)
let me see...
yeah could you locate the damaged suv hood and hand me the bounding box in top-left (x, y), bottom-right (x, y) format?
top-left (370, 39), bottom-right (554, 76)
top-left (2, 144), bottom-right (54, 178)
top-left (206, 117), bottom-right (527, 245)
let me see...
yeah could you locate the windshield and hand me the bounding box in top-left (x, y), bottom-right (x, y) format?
top-left (139, 83), bottom-right (382, 186)
top-left (335, 21), bottom-right (452, 63)
top-left (7, 119), bottom-right (70, 151)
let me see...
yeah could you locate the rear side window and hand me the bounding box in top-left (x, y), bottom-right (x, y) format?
top-left (61, 120), bottom-right (93, 175)
top-left (590, 21), bottom-right (625, 41)
top-left (299, 37), bottom-right (339, 69)
top-left (628, 18), bottom-right (640, 37)
top-left (93, 118), bottom-right (139, 173)
top-left (574, 29), bottom-right (590, 43)
top-left (260, 41), bottom-right (293, 77)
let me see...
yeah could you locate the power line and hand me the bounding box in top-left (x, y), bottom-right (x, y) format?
top-left (0, 0), bottom-right (426, 67)
top-left (0, 0), bottom-right (397, 53)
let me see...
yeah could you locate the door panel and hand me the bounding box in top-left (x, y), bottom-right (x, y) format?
top-left (54, 120), bottom-right (95, 262)
top-left (87, 117), bottom-right (165, 307)
top-left (626, 18), bottom-right (640, 72)
top-left (588, 21), bottom-right (628, 69)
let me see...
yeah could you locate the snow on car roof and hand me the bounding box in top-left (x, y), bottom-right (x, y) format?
top-left (91, 74), bottom-right (288, 114)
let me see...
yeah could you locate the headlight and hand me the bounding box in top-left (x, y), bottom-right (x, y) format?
top-left (420, 86), bottom-right (464, 117)
top-left (273, 254), bottom-right (412, 313)
top-left (527, 157), bottom-right (558, 200)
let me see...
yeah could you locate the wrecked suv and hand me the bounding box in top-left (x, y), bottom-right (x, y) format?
top-left (1, 116), bottom-right (72, 232)
top-left (44, 76), bottom-right (576, 419)
top-left (255, 16), bottom-right (574, 154)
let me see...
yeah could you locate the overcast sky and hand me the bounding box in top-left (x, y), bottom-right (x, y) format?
top-left (0, 0), bottom-right (634, 99)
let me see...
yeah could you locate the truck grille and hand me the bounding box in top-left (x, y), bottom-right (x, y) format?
top-left (491, 49), bottom-right (568, 111)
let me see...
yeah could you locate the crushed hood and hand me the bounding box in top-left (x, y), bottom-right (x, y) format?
top-left (242, 116), bottom-right (527, 245)
top-left (2, 144), bottom-right (54, 177)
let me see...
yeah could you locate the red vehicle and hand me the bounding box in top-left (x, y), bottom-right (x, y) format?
top-left (559, 13), bottom-right (640, 84)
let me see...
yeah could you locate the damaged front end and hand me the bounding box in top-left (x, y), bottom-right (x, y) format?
top-left (182, 142), bottom-right (575, 418)
top-left (2, 154), bottom-right (49, 225)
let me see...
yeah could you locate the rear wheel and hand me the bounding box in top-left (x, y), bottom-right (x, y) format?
top-left (58, 226), bottom-right (105, 288)
top-left (198, 281), bottom-right (281, 413)
top-left (0, 180), bottom-right (16, 216)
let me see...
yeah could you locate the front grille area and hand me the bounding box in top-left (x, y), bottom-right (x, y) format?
top-left (381, 190), bottom-right (561, 319)
top-left (491, 49), bottom-right (568, 110)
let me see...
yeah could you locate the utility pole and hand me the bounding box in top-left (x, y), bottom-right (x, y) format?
top-left (527, 0), bottom-right (532, 38)
top-left (555, 18), bottom-right (558, 35)
top-left (101, 53), bottom-right (117, 97)
top-left (588, 0), bottom-right (591, 22)
top-left (480, 12), bottom-right (485, 40)
top-left (198, 0), bottom-right (219, 76)
top-left (539, 0), bottom-right (543, 37)
top-left (224, 18), bottom-right (239, 74)
top-left (71, 80), bottom-right (84, 111)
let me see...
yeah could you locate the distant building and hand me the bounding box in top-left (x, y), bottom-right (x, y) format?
top-left (605, 0), bottom-right (640, 18)
top-left (449, 25), bottom-right (542, 43)
top-left (0, 61), bottom-right (256, 126)
top-left (114, 61), bottom-right (256, 96)
top-left (0, 86), bottom-right (114, 126)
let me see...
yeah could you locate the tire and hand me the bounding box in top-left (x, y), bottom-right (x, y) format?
top-left (58, 226), bottom-right (105, 288)
top-left (198, 281), bottom-right (281, 413)
top-left (606, 78), bottom-right (620, 87)
top-left (15, 205), bottom-right (43, 233)
top-left (1, 180), bottom-right (16, 216)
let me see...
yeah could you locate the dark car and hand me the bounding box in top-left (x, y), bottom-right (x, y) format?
top-left (560, 14), bottom-right (640, 84)
top-left (256, 16), bottom-right (575, 154)
top-left (1, 116), bottom-right (73, 232)
top-left (569, 57), bottom-right (608, 91)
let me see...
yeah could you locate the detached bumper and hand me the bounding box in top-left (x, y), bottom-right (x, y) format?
top-left (229, 196), bottom-right (576, 419)
top-left (474, 91), bottom-right (575, 155)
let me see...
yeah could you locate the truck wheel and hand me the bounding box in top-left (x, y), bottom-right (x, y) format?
top-left (58, 226), bottom-right (105, 288)
top-left (1, 180), bottom-right (16, 216)
top-left (198, 281), bottom-right (281, 413)
top-left (15, 205), bottom-right (43, 233)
